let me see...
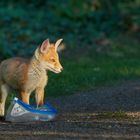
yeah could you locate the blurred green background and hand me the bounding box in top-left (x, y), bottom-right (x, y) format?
top-left (0, 0), bottom-right (140, 97)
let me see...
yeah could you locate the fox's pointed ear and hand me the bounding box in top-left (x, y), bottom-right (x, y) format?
top-left (55, 39), bottom-right (63, 52)
top-left (40, 39), bottom-right (50, 54)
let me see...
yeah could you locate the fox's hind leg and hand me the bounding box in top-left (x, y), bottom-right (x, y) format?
top-left (0, 84), bottom-right (9, 116)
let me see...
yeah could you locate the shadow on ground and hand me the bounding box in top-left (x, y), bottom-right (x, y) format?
top-left (49, 80), bottom-right (140, 113)
top-left (0, 80), bottom-right (140, 140)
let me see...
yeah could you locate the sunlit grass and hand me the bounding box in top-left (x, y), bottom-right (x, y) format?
top-left (46, 43), bottom-right (140, 97)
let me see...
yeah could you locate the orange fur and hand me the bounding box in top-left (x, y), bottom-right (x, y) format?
top-left (0, 39), bottom-right (63, 116)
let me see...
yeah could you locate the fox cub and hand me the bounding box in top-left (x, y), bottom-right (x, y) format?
top-left (0, 39), bottom-right (63, 116)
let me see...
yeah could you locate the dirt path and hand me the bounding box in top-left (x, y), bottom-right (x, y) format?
top-left (0, 80), bottom-right (140, 140)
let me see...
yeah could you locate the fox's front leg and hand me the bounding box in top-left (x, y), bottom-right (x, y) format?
top-left (20, 91), bottom-right (30, 104)
top-left (35, 87), bottom-right (44, 107)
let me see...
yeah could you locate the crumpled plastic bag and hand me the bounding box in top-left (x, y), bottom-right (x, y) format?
top-left (6, 97), bottom-right (57, 122)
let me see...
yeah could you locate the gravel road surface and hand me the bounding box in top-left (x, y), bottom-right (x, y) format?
top-left (0, 80), bottom-right (140, 140)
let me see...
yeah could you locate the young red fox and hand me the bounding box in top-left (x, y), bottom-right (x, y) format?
top-left (0, 39), bottom-right (63, 116)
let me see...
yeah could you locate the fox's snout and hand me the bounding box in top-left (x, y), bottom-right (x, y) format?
top-left (56, 65), bottom-right (63, 73)
top-left (51, 62), bottom-right (63, 73)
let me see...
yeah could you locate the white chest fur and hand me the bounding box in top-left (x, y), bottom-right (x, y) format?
top-left (25, 57), bottom-right (48, 93)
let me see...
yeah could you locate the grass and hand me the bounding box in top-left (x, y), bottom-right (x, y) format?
top-left (0, 1), bottom-right (139, 101)
top-left (46, 37), bottom-right (140, 97)
top-left (96, 111), bottom-right (128, 119)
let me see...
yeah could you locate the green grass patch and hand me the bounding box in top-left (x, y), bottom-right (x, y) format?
top-left (96, 111), bottom-right (128, 119)
top-left (0, 1), bottom-right (139, 100)
top-left (46, 40), bottom-right (140, 97)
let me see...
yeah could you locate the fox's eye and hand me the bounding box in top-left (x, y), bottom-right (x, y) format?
top-left (50, 58), bottom-right (55, 62)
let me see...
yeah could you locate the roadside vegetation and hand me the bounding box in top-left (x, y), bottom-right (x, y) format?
top-left (0, 0), bottom-right (139, 98)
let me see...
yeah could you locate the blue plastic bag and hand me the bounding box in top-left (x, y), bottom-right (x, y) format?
top-left (6, 97), bottom-right (57, 122)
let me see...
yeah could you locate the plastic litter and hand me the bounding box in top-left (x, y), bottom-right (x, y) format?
top-left (6, 97), bottom-right (57, 122)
